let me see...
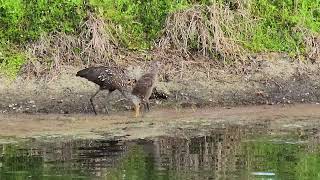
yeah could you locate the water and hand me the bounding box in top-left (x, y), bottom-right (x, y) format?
top-left (1, 124), bottom-right (320, 180)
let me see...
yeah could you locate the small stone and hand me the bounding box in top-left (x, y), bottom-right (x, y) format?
top-left (28, 100), bottom-right (35, 104)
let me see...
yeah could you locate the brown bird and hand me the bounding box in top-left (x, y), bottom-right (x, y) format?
top-left (76, 66), bottom-right (137, 115)
top-left (131, 61), bottom-right (161, 117)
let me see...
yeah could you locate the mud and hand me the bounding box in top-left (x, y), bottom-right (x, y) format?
top-left (0, 104), bottom-right (320, 142)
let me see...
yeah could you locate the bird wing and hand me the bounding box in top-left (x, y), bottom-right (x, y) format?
top-left (132, 75), bottom-right (155, 97)
top-left (97, 68), bottom-right (116, 81)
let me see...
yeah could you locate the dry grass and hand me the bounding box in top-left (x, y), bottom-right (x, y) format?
top-left (19, 2), bottom-right (319, 81)
top-left (157, 3), bottom-right (249, 63)
top-left (79, 13), bottom-right (118, 64)
top-left (303, 31), bottom-right (320, 62)
top-left (21, 13), bottom-right (119, 79)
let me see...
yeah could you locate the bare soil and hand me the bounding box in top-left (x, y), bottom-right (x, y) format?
top-left (1, 54), bottom-right (320, 115)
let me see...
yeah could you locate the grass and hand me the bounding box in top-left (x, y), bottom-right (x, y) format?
top-left (0, 46), bottom-right (25, 78)
top-left (0, 0), bottom-right (319, 78)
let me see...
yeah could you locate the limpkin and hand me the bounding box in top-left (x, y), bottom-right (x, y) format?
top-left (131, 61), bottom-right (161, 117)
top-left (76, 65), bottom-right (138, 115)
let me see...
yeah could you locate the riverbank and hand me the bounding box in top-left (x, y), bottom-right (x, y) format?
top-left (0, 53), bottom-right (320, 114)
top-left (0, 104), bottom-right (320, 143)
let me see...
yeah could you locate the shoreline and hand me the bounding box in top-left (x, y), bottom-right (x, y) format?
top-left (0, 104), bottom-right (319, 141)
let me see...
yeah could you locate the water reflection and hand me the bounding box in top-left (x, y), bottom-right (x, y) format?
top-left (1, 124), bottom-right (320, 179)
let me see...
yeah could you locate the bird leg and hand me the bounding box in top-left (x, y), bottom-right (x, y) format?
top-left (142, 102), bottom-right (149, 113)
top-left (90, 89), bottom-right (101, 115)
top-left (145, 100), bottom-right (150, 112)
top-left (104, 91), bottom-right (111, 115)
top-left (134, 103), bottom-right (140, 118)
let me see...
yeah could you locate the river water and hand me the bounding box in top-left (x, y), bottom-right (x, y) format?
top-left (1, 105), bottom-right (320, 179)
top-left (1, 124), bottom-right (320, 179)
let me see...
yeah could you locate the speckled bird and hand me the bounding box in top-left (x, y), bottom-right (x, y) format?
top-left (76, 66), bottom-right (138, 115)
top-left (131, 61), bottom-right (161, 117)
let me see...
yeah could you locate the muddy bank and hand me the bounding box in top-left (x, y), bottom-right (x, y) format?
top-left (1, 54), bottom-right (320, 114)
top-left (0, 104), bottom-right (320, 142)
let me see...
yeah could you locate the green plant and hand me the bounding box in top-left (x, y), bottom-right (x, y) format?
top-left (241, 0), bottom-right (320, 54)
top-left (0, 0), bottom-right (86, 43)
top-left (0, 42), bottom-right (25, 78)
top-left (89, 0), bottom-right (190, 49)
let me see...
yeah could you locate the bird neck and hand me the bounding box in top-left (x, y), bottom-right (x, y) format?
top-left (149, 66), bottom-right (159, 79)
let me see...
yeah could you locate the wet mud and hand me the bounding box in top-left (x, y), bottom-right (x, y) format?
top-left (0, 104), bottom-right (320, 142)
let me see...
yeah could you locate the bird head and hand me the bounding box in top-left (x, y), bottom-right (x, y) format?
top-left (121, 90), bottom-right (141, 117)
top-left (128, 93), bottom-right (141, 118)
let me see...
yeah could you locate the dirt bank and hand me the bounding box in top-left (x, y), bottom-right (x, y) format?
top-left (0, 53), bottom-right (320, 114)
top-left (0, 104), bottom-right (320, 142)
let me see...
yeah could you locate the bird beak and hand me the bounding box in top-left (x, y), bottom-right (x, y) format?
top-left (134, 104), bottom-right (140, 118)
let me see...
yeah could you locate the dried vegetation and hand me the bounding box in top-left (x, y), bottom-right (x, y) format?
top-left (21, 13), bottom-right (119, 79)
top-left (18, 1), bottom-right (320, 80)
top-left (158, 3), bottom-right (249, 63)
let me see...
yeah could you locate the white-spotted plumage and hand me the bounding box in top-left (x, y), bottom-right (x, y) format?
top-left (76, 65), bottom-right (136, 115)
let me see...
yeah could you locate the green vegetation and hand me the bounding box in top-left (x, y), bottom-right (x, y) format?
top-left (0, 0), bottom-right (85, 43)
top-left (244, 0), bottom-right (320, 52)
top-left (89, 0), bottom-right (190, 49)
top-left (0, 0), bottom-right (319, 78)
top-left (0, 143), bottom-right (90, 179)
top-left (242, 138), bottom-right (320, 179)
top-left (106, 146), bottom-right (158, 180)
top-left (0, 44), bottom-right (25, 78)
